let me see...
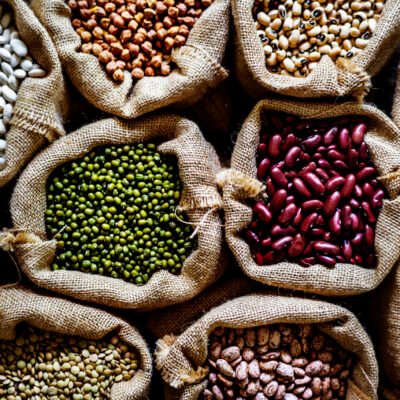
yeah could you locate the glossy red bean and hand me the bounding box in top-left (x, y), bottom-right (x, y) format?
top-left (316, 254), bottom-right (336, 267)
top-left (285, 146), bottom-right (302, 167)
top-left (288, 234), bottom-right (306, 257)
top-left (303, 241), bottom-right (314, 256)
top-left (303, 172), bottom-right (325, 195)
top-left (329, 210), bottom-right (341, 235)
top-left (354, 184), bottom-right (363, 198)
top-left (302, 134), bottom-right (321, 150)
top-left (347, 148), bottom-right (359, 169)
top-left (371, 189), bottom-right (385, 209)
top-left (340, 174), bottom-right (356, 198)
top-left (314, 241), bottom-right (340, 255)
top-left (332, 160), bottom-right (348, 171)
top-left (362, 182), bottom-right (374, 198)
top-left (257, 158), bottom-right (271, 180)
top-left (257, 143), bottom-right (267, 156)
top-left (300, 212), bottom-right (318, 233)
top-left (311, 228), bottom-right (325, 237)
top-left (365, 224), bottom-right (375, 248)
top-left (268, 134), bottom-right (282, 158)
top-left (314, 168), bottom-right (330, 182)
top-left (299, 257), bottom-right (316, 267)
top-left (245, 230), bottom-right (260, 246)
top-left (261, 237), bottom-right (272, 248)
top-left (262, 251), bottom-right (275, 264)
top-left (278, 203), bottom-right (298, 226)
top-left (316, 215), bottom-right (325, 225)
top-left (352, 123), bottom-right (366, 145)
top-left (351, 233), bottom-right (364, 246)
top-left (325, 176), bottom-right (345, 193)
top-left (281, 133), bottom-right (297, 151)
top-left (356, 166), bottom-right (377, 182)
top-left (323, 127), bottom-right (338, 145)
top-left (265, 177), bottom-right (276, 196)
top-left (270, 225), bottom-right (296, 237)
top-left (366, 254), bottom-right (376, 268)
top-left (293, 208), bottom-right (303, 226)
top-left (270, 166), bottom-right (288, 188)
top-left (302, 200), bottom-right (324, 212)
top-left (253, 202), bottom-right (272, 223)
top-left (349, 198), bottom-right (361, 209)
top-left (299, 162), bottom-right (317, 176)
top-left (361, 201), bottom-right (376, 224)
top-left (350, 214), bottom-right (359, 231)
top-left (323, 191), bottom-right (340, 216)
top-left (342, 240), bottom-right (353, 261)
top-left (328, 149), bottom-right (346, 162)
top-left (293, 177), bottom-right (312, 198)
top-left (272, 236), bottom-right (294, 251)
top-left (317, 159), bottom-right (332, 170)
top-left (269, 189), bottom-right (288, 214)
top-left (255, 252), bottom-right (263, 265)
top-left (359, 142), bottom-right (369, 160)
top-left (338, 128), bottom-right (351, 149)
top-left (341, 205), bottom-right (352, 230)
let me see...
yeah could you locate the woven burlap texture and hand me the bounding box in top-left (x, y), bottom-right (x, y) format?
top-left (9, 114), bottom-right (225, 310)
top-left (232, 0), bottom-right (400, 100)
top-left (392, 63), bottom-right (400, 128)
top-left (146, 272), bottom-right (261, 338)
top-left (31, 0), bottom-right (229, 119)
top-left (221, 98), bottom-right (400, 297)
top-left (155, 293), bottom-right (378, 400)
top-left (0, 285), bottom-right (152, 399)
top-left (0, 0), bottom-right (65, 187)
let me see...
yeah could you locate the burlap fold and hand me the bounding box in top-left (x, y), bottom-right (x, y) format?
top-left (232, 0), bottom-right (400, 100)
top-left (221, 98), bottom-right (400, 296)
top-left (155, 293), bottom-right (379, 400)
top-left (31, 0), bottom-right (229, 119)
top-left (9, 114), bottom-right (225, 310)
top-left (0, 0), bottom-right (66, 187)
top-left (0, 284), bottom-right (152, 399)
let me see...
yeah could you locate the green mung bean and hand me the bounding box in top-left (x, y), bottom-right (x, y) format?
top-left (45, 143), bottom-right (195, 285)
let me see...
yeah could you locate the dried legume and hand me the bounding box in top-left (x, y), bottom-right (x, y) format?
top-left (202, 323), bottom-right (353, 400)
top-left (0, 324), bottom-right (138, 400)
top-left (45, 142), bottom-right (195, 285)
top-left (0, 5), bottom-right (46, 170)
top-left (244, 113), bottom-right (387, 268)
top-left (252, 0), bottom-right (386, 77)
top-left (67, 0), bottom-right (214, 82)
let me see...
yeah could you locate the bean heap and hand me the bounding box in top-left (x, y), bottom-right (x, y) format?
top-left (45, 143), bottom-right (195, 285)
top-left (202, 323), bottom-right (353, 400)
top-left (252, 0), bottom-right (385, 77)
top-left (244, 113), bottom-right (387, 268)
top-left (0, 324), bottom-right (138, 400)
top-left (67, 0), bottom-right (213, 82)
top-left (0, 5), bottom-right (46, 170)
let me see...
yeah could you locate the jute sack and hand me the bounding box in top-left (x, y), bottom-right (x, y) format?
top-left (0, 0), bottom-right (65, 187)
top-left (391, 63), bottom-right (400, 128)
top-left (31, 0), bottom-right (229, 119)
top-left (155, 293), bottom-right (379, 399)
top-left (219, 98), bottom-right (400, 296)
top-left (145, 271), bottom-right (262, 338)
top-left (232, 0), bottom-right (400, 100)
top-left (7, 114), bottom-right (225, 310)
top-left (0, 284), bottom-right (152, 399)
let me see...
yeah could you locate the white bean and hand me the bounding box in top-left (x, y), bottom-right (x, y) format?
top-left (1, 85), bottom-right (16, 102)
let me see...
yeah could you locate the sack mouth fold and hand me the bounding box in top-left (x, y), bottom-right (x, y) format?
top-left (223, 99), bottom-right (400, 297)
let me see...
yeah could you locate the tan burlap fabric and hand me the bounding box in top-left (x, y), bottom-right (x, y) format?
top-left (155, 293), bottom-right (378, 399)
top-left (220, 98), bottom-right (400, 296)
top-left (145, 272), bottom-right (261, 338)
top-left (8, 114), bottom-right (225, 310)
top-left (392, 63), bottom-right (400, 128)
top-left (31, 0), bottom-right (229, 119)
top-left (0, 284), bottom-right (152, 399)
top-left (0, 0), bottom-right (65, 187)
top-left (232, 0), bottom-right (400, 100)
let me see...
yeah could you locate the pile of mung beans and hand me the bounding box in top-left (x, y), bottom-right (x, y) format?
top-left (0, 324), bottom-right (138, 400)
top-left (252, 0), bottom-right (385, 76)
top-left (202, 323), bottom-right (354, 400)
top-left (244, 113), bottom-right (386, 268)
top-left (67, 0), bottom-right (214, 82)
top-left (45, 142), bottom-right (196, 285)
top-left (0, 5), bottom-right (46, 169)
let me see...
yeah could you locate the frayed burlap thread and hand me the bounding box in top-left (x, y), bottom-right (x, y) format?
top-left (0, 0), bottom-right (66, 187)
top-left (222, 98), bottom-right (400, 296)
top-left (0, 285), bottom-right (152, 399)
top-left (155, 293), bottom-right (378, 399)
top-left (31, 0), bottom-right (229, 119)
top-left (232, 0), bottom-right (400, 100)
top-left (9, 114), bottom-right (225, 310)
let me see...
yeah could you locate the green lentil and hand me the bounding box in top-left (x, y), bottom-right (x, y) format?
top-left (0, 324), bottom-right (138, 400)
top-left (45, 143), bottom-right (196, 285)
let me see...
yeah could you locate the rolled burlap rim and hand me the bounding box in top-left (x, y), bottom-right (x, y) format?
top-left (0, 0), bottom-right (66, 188)
top-left (6, 114), bottom-right (226, 310)
top-left (232, 0), bottom-right (400, 100)
top-left (220, 98), bottom-right (400, 297)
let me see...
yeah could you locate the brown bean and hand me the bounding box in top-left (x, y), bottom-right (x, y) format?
top-left (260, 372), bottom-right (276, 385)
top-left (305, 360), bottom-right (323, 376)
top-left (285, 146), bottom-right (302, 167)
top-left (352, 123), bottom-right (366, 145)
top-left (271, 166), bottom-right (289, 188)
top-left (278, 204), bottom-right (298, 226)
top-left (300, 212), bottom-right (318, 234)
top-left (270, 189), bottom-right (288, 214)
top-left (264, 380), bottom-right (279, 397)
top-left (253, 202), bottom-right (273, 223)
top-left (323, 191), bottom-right (340, 216)
top-left (340, 174), bottom-right (356, 198)
top-left (303, 172), bottom-right (325, 195)
top-left (216, 359), bottom-right (235, 378)
top-left (221, 346), bottom-right (241, 363)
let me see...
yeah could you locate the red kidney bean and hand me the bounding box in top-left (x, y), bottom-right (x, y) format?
top-left (341, 205), bottom-right (352, 230)
top-left (366, 254), bottom-right (376, 268)
top-left (286, 195), bottom-right (295, 204)
top-left (285, 146), bottom-right (302, 167)
top-left (325, 176), bottom-right (344, 193)
top-left (354, 254), bottom-right (363, 264)
top-left (245, 230), bottom-right (260, 246)
top-left (354, 184), bottom-right (363, 198)
top-left (268, 134), bottom-right (282, 158)
top-left (323, 127), bottom-right (338, 145)
top-left (261, 238), bottom-right (272, 248)
top-left (253, 202), bottom-right (273, 223)
top-left (281, 133), bottom-right (297, 151)
top-left (262, 251), bottom-right (275, 264)
top-left (293, 177), bottom-right (312, 198)
top-left (317, 159), bottom-right (332, 170)
top-left (371, 189), bottom-right (385, 209)
top-left (323, 231), bottom-right (332, 241)
top-left (300, 212), bottom-right (318, 234)
top-left (293, 208), bottom-right (303, 226)
top-left (257, 158), bottom-right (271, 180)
top-left (340, 174), bottom-right (356, 198)
top-left (278, 203), bottom-right (298, 226)
top-left (257, 143), bottom-right (267, 156)
top-left (270, 189), bottom-right (288, 214)
top-left (270, 225), bottom-right (296, 237)
top-left (338, 128), bottom-right (351, 149)
top-left (272, 236), bottom-right (294, 251)
top-left (265, 177), bottom-right (276, 196)
top-left (342, 240), bottom-right (353, 261)
top-left (352, 123), bottom-right (366, 145)
top-left (299, 257), bottom-right (316, 267)
top-left (300, 152), bottom-right (311, 163)
top-left (365, 224), bottom-right (375, 248)
top-left (316, 254), bottom-right (336, 267)
top-left (270, 114), bottom-right (284, 130)
top-left (329, 210), bottom-right (341, 235)
top-left (288, 234), bottom-right (306, 257)
top-left (314, 241), bottom-right (340, 255)
top-left (311, 228), bottom-right (325, 237)
top-left (303, 172), bottom-right (325, 195)
top-left (316, 215), bottom-right (326, 225)
top-left (332, 160), bottom-right (348, 172)
top-left (359, 142), bottom-right (369, 160)
top-left (314, 168), bottom-right (330, 182)
top-left (347, 148), bottom-right (359, 169)
top-left (255, 252), bottom-right (263, 265)
top-left (362, 182), bottom-right (374, 198)
top-left (351, 233), bottom-right (364, 246)
top-left (350, 214), bottom-right (359, 231)
top-left (328, 149), bottom-right (346, 162)
top-left (323, 191), bottom-right (340, 216)
top-left (349, 198), bottom-right (361, 209)
top-left (312, 152), bottom-right (323, 161)
top-left (299, 162), bottom-right (317, 176)
top-left (270, 166), bottom-right (288, 188)
top-left (356, 166), bottom-right (377, 182)
top-left (303, 241), bottom-right (314, 256)
top-left (361, 201), bottom-right (376, 224)
top-left (302, 200), bottom-right (324, 212)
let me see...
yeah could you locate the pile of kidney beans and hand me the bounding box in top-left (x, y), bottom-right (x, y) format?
top-left (244, 113), bottom-right (387, 269)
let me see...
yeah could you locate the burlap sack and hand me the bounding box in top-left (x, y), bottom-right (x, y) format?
top-left (31, 0), bottom-right (229, 119)
top-left (145, 271), bottom-right (262, 338)
top-left (0, 0), bottom-right (65, 187)
top-left (232, 0), bottom-right (400, 100)
top-left (7, 114), bottom-right (225, 310)
top-left (391, 62), bottom-right (400, 128)
top-left (219, 98), bottom-right (400, 296)
top-left (0, 284), bottom-right (152, 399)
top-left (155, 293), bottom-right (379, 399)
